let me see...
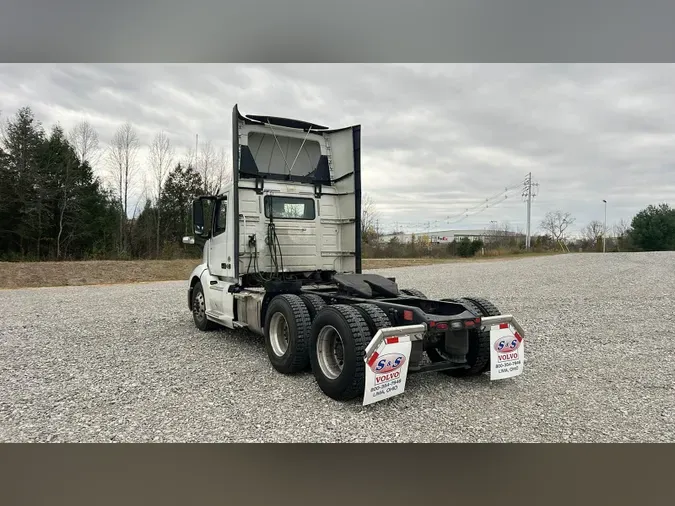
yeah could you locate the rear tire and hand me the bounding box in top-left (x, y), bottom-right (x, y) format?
top-left (264, 294), bottom-right (312, 374)
top-left (401, 288), bottom-right (427, 298)
top-left (427, 298), bottom-right (491, 376)
top-left (461, 297), bottom-right (501, 373)
top-left (353, 303), bottom-right (392, 336)
top-left (462, 297), bottom-right (501, 317)
top-left (309, 305), bottom-right (372, 401)
top-left (298, 293), bottom-right (327, 322)
top-left (191, 282), bottom-right (218, 331)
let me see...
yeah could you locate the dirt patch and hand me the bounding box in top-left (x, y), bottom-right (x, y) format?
top-left (0, 253), bottom-right (559, 289)
top-left (0, 259), bottom-right (199, 289)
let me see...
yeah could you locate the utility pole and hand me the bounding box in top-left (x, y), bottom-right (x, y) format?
top-left (522, 173), bottom-right (539, 250)
top-left (603, 199), bottom-right (607, 253)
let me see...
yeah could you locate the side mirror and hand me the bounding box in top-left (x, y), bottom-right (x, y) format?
top-left (193, 200), bottom-right (206, 236)
top-left (182, 236), bottom-right (195, 245)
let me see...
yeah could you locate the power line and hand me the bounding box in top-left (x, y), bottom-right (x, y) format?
top-left (443, 183), bottom-right (525, 226)
top-left (522, 172), bottom-right (540, 249)
top-left (443, 179), bottom-right (526, 224)
top-left (378, 175), bottom-right (533, 234)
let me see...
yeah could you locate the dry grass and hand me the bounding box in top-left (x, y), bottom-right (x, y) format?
top-left (0, 252), bottom-right (561, 289)
top-left (0, 259), bottom-right (200, 290)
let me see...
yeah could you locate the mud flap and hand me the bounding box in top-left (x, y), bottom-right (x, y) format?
top-left (488, 322), bottom-right (525, 380)
top-left (362, 323), bottom-right (427, 406)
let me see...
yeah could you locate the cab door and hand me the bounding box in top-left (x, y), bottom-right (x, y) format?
top-left (204, 194), bottom-right (236, 325)
top-left (207, 195), bottom-right (234, 280)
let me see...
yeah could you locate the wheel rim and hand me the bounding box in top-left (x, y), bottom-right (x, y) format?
top-left (269, 312), bottom-right (290, 357)
top-left (316, 325), bottom-right (345, 380)
top-left (194, 291), bottom-right (206, 320)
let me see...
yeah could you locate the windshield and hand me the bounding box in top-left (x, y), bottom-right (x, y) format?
top-left (248, 132), bottom-right (322, 178)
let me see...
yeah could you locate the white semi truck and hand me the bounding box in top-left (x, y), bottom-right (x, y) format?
top-left (183, 105), bottom-right (526, 405)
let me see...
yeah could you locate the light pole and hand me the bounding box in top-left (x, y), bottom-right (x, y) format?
top-left (602, 199), bottom-right (607, 253)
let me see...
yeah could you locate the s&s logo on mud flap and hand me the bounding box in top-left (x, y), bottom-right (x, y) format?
top-left (494, 337), bottom-right (521, 354)
top-left (372, 353), bottom-right (406, 374)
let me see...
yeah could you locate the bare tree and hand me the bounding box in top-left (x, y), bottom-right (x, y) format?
top-left (106, 122), bottom-right (140, 253)
top-left (486, 220), bottom-right (513, 248)
top-left (56, 148), bottom-right (77, 259)
top-left (186, 139), bottom-right (233, 195)
top-left (540, 210), bottom-right (576, 249)
top-left (195, 139), bottom-right (218, 194)
top-left (582, 220), bottom-right (604, 249)
top-left (361, 193), bottom-right (379, 242)
top-left (68, 120), bottom-right (101, 168)
top-left (148, 131), bottom-right (175, 257)
top-left (614, 218), bottom-right (630, 238)
top-left (213, 145), bottom-right (232, 194)
top-left (613, 218), bottom-right (631, 252)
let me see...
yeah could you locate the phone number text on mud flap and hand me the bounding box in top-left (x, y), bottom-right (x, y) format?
top-left (495, 359), bottom-right (522, 373)
top-left (369, 378), bottom-right (402, 397)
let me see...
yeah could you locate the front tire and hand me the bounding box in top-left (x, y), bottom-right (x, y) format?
top-left (264, 294), bottom-right (312, 374)
top-left (309, 305), bottom-right (372, 401)
top-left (191, 281), bottom-right (218, 331)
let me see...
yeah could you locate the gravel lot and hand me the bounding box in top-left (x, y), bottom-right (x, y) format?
top-left (1, 252), bottom-right (674, 442)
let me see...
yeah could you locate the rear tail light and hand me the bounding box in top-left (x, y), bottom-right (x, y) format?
top-left (464, 317), bottom-right (482, 328)
top-left (435, 322), bottom-right (448, 331)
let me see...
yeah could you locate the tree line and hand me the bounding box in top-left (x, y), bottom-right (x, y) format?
top-left (537, 207), bottom-right (675, 253)
top-left (0, 106), bottom-right (228, 261)
top-left (361, 204), bottom-right (675, 258)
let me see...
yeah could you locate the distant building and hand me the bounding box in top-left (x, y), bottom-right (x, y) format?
top-left (379, 229), bottom-right (521, 244)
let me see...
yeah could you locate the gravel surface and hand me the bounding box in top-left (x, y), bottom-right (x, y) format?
top-left (1, 252), bottom-right (674, 443)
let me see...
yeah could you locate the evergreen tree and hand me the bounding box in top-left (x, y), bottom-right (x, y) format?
top-left (629, 203), bottom-right (675, 251)
top-left (160, 163), bottom-right (204, 254)
top-left (0, 107), bottom-right (48, 257)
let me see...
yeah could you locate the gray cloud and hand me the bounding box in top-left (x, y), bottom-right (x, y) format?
top-left (1, 63), bottom-right (674, 236)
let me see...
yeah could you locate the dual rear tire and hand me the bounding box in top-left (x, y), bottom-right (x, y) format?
top-left (308, 303), bottom-right (394, 400)
top-left (263, 294), bottom-right (394, 401)
top-left (263, 294), bottom-right (312, 374)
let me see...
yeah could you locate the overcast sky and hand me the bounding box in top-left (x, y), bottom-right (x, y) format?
top-left (1, 63), bottom-right (674, 237)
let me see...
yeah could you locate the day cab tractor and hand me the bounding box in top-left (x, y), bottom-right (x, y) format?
top-left (183, 104), bottom-right (526, 406)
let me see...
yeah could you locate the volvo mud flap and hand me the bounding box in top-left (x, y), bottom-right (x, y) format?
top-left (480, 315), bottom-right (526, 381)
top-left (362, 324), bottom-right (427, 406)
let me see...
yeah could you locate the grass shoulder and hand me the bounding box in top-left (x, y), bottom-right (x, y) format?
top-left (0, 251), bottom-right (565, 289)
